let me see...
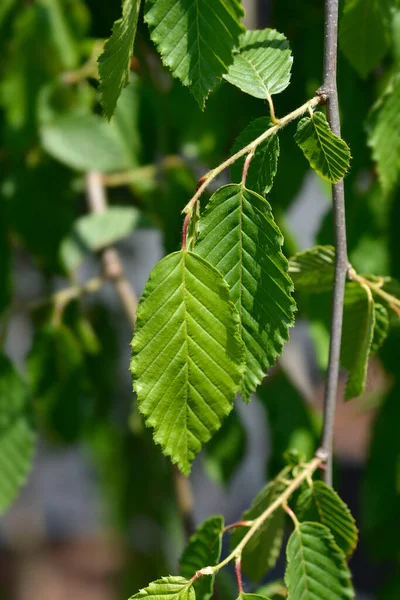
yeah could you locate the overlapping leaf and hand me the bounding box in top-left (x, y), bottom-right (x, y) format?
top-left (230, 118), bottom-right (280, 196)
top-left (224, 29), bottom-right (292, 100)
top-left (180, 516), bottom-right (224, 600)
top-left (339, 0), bottom-right (390, 79)
top-left (230, 477), bottom-right (287, 583)
top-left (285, 523), bottom-right (354, 600)
top-left (131, 250), bottom-right (244, 475)
top-left (341, 283), bottom-right (375, 400)
top-left (288, 245), bottom-right (335, 293)
top-left (195, 184), bottom-right (295, 402)
top-left (367, 73), bottom-right (400, 195)
top-left (296, 481), bottom-right (358, 557)
top-left (295, 112), bottom-right (351, 183)
top-left (98, 0), bottom-right (141, 119)
top-left (0, 354), bottom-right (36, 515)
top-left (144, 0), bottom-right (244, 109)
top-left (129, 577), bottom-right (195, 600)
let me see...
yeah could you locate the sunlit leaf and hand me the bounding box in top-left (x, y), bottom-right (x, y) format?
top-left (128, 576), bottom-right (195, 600)
top-left (131, 250), bottom-right (245, 475)
top-left (195, 184), bottom-right (295, 402)
top-left (295, 112), bottom-right (351, 183)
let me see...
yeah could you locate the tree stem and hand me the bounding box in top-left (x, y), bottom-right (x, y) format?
top-left (317, 0), bottom-right (350, 486)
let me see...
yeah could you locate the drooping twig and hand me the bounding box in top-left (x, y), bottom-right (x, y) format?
top-left (317, 0), bottom-right (350, 486)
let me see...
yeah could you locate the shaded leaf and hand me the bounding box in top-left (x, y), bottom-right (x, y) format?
top-left (230, 477), bottom-right (287, 583)
top-left (296, 481), bottom-right (358, 557)
top-left (288, 245), bottom-right (335, 293)
top-left (230, 118), bottom-right (280, 196)
top-left (98, 0), bottom-right (141, 119)
top-left (285, 523), bottom-right (354, 600)
top-left (224, 29), bottom-right (292, 99)
top-left (195, 184), bottom-right (295, 402)
top-left (60, 206), bottom-right (140, 272)
top-left (205, 410), bottom-right (246, 486)
top-left (340, 0), bottom-right (390, 79)
top-left (371, 303), bottom-right (389, 353)
top-left (0, 354), bottom-right (36, 515)
top-left (131, 250), bottom-right (245, 475)
top-left (256, 581), bottom-right (286, 599)
top-left (144, 0), bottom-right (244, 109)
top-left (340, 283), bottom-right (375, 400)
top-left (180, 516), bottom-right (224, 600)
top-left (129, 576), bottom-right (195, 600)
top-left (294, 112), bottom-right (351, 183)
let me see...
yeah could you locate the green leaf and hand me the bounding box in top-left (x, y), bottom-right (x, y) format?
top-left (288, 245), bottom-right (335, 293)
top-left (371, 303), bottom-right (389, 353)
top-left (144, 0), bottom-right (244, 109)
top-left (131, 250), bottom-right (245, 475)
top-left (296, 481), bottom-right (358, 558)
top-left (205, 410), bottom-right (246, 486)
top-left (195, 184), bottom-right (295, 402)
top-left (129, 576), bottom-right (195, 600)
top-left (60, 206), bottom-right (140, 272)
top-left (180, 516), bottom-right (224, 600)
top-left (0, 354), bottom-right (36, 515)
top-left (230, 118), bottom-right (280, 196)
top-left (240, 595), bottom-right (272, 600)
top-left (340, 283), bottom-right (375, 400)
top-left (230, 477), bottom-right (287, 583)
top-left (339, 0), bottom-right (390, 79)
top-left (285, 523), bottom-right (354, 600)
top-left (295, 112), bottom-right (351, 184)
top-left (224, 29), bottom-right (292, 100)
top-left (367, 73), bottom-right (400, 195)
top-left (98, 0), bottom-right (141, 119)
top-left (256, 581), bottom-right (286, 599)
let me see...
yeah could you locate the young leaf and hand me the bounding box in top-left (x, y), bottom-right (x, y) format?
top-left (367, 73), bottom-right (400, 195)
top-left (0, 354), bottom-right (36, 515)
top-left (128, 576), bottom-right (195, 600)
top-left (339, 0), bottom-right (390, 79)
top-left (230, 477), bottom-right (287, 583)
top-left (144, 0), bottom-right (244, 109)
top-left (294, 112), bottom-right (351, 183)
top-left (180, 516), bottom-right (224, 600)
top-left (296, 481), bottom-right (358, 558)
top-left (224, 29), bottom-right (293, 100)
top-left (288, 245), bottom-right (335, 293)
top-left (98, 0), bottom-right (141, 119)
top-left (195, 184), bottom-right (295, 402)
top-left (285, 522), bottom-right (354, 600)
top-left (131, 250), bottom-right (245, 475)
top-left (340, 283), bottom-right (375, 400)
top-left (60, 206), bottom-right (140, 272)
top-left (371, 303), bottom-right (389, 353)
top-left (230, 118), bottom-right (280, 196)
top-left (205, 410), bottom-right (246, 486)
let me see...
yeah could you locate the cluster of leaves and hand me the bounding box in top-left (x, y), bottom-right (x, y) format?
top-left (1, 0), bottom-right (400, 597)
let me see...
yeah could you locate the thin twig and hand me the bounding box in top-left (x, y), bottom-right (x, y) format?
top-left (317, 0), bottom-right (350, 485)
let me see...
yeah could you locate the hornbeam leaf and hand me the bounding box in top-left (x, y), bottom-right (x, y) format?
top-left (296, 481), bottom-right (358, 558)
top-left (224, 29), bottom-right (292, 100)
top-left (144, 0), bottom-right (244, 109)
top-left (339, 0), bottom-right (390, 79)
top-left (230, 477), bottom-right (287, 583)
top-left (294, 112), bottom-right (351, 183)
top-left (371, 303), bottom-right (389, 353)
top-left (131, 250), bottom-right (245, 475)
top-left (285, 523), bottom-right (354, 600)
top-left (288, 245), bottom-right (335, 293)
top-left (340, 283), bottom-right (375, 400)
top-left (367, 73), bottom-right (400, 195)
top-left (230, 118), bottom-right (280, 196)
top-left (195, 184), bottom-right (295, 402)
top-left (180, 516), bottom-right (224, 600)
top-left (98, 0), bottom-right (141, 119)
top-left (129, 576), bottom-right (195, 600)
top-left (0, 354), bottom-right (36, 515)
